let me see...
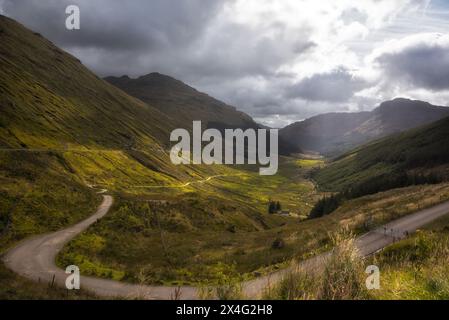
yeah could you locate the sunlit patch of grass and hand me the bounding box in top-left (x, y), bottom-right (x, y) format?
top-left (370, 229), bottom-right (449, 300)
top-left (295, 159), bottom-right (324, 168)
top-left (62, 150), bottom-right (177, 191)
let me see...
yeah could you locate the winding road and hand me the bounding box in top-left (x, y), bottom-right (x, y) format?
top-left (3, 195), bottom-right (449, 300)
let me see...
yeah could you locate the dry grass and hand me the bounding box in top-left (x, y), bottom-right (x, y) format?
top-left (265, 230), bottom-right (368, 300)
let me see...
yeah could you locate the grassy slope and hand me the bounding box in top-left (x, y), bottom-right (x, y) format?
top-left (0, 14), bottom-right (258, 244)
top-left (364, 209), bottom-right (449, 300)
top-left (0, 150), bottom-right (102, 299)
top-left (370, 227), bottom-right (449, 299)
top-left (314, 116), bottom-right (449, 191)
top-left (0, 17), bottom-right (174, 150)
top-left (0, 152), bottom-right (101, 249)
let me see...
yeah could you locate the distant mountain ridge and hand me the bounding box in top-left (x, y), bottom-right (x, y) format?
top-left (280, 98), bottom-right (449, 156)
top-left (105, 73), bottom-right (259, 131)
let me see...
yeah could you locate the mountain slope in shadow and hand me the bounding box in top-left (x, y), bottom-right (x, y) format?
top-left (280, 98), bottom-right (449, 156)
top-left (315, 115), bottom-right (449, 191)
top-left (105, 73), bottom-right (258, 131)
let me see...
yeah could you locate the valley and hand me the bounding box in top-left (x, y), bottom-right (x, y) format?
top-left (2, 13), bottom-right (449, 301)
top-left (55, 157), bottom-right (322, 286)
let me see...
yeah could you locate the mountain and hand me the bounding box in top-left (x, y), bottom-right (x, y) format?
top-left (314, 115), bottom-right (449, 192)
top-left (105, 73), bottom-right (258, 131)
top-left (0, 17), bottom-right (179, 152)
top-left (280, 111), bottom-right (371, 156)
top-left (105, 73), bottom-right (297, 154)
top-left (280, 98), bottom-right (449, 156)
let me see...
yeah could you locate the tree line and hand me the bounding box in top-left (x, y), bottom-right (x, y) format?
top-left (309, 171), bottom-right (443, 219)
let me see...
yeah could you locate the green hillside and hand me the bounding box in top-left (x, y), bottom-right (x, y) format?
top-left (0, 19), bottom-right (175, 150)
top-left (315, 116), bottom-right (449, 192)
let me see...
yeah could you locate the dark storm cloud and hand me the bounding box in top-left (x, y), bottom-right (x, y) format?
top-left (374, 35), bottom-right (449, 91)
top-left (286, 68), bottom-right (368, 102)
top-left (2, 0), bottom-right (225, 51)
top-left (1, 0), bottom-right (313, 79)
top-left (1, 0), bottom-right (313, 89)
top-left (0, 0), bottom-right (366, 126)
top-left (1, 0), bottom-right (442, 127)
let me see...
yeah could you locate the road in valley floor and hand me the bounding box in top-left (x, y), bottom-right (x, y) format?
top-left (4, 195), bottom-right (449, 299)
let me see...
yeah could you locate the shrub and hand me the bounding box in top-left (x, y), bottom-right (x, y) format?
top-left (272, 238), bottom-right (285, 250)
top-left (319, 235), bottom-right (367, 300)
top-left (266, 269), bottom-right (317, 300)
top-left (197, 263), bottom-right (244, 300)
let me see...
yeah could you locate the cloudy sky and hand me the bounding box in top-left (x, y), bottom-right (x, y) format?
top-left (2, 0), bottom-right (449, 127)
